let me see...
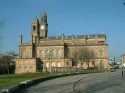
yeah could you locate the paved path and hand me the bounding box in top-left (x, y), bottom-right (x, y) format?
top-left (17, 70), bottom-right (125, 93)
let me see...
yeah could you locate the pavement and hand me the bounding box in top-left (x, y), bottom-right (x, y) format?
top-left (16, 69), bottom-right (125, 93)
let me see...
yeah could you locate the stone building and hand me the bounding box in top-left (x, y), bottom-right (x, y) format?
top-left (15, 11), bottom-right (109, 73)
top-left (121, 53), bottom-right (125, 67)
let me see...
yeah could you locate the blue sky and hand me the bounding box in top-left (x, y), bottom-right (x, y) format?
top-left (0, 0), bottom-right (125, 62)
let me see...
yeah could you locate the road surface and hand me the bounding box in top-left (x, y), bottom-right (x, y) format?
top-left (17, 69), bottom-right (125, 93)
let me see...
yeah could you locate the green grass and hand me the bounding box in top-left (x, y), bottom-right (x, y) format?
top-left (0, 69), bottom-right (109, 89)
top-left (0, 73), bottom-right (50, 89)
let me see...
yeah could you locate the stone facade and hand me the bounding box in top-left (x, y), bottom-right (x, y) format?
top-left (15, 11), bottom-right (109, 73)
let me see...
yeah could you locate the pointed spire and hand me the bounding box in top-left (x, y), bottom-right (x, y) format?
top-left (19, 34), bottom-right (23, 45)
top-left (32, 17), bottom-right (39, 24)
top-left (42, 11), bottom-right (47, 17)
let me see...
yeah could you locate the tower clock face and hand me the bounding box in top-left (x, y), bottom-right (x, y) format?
top-left (41, 25), bottom-right (45, 30)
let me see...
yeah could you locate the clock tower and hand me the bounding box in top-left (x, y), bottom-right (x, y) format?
top-left (40, 11), bottom-right (48, 38)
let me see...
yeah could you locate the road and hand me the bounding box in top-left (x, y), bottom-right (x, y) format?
top-left (17, 69), bottom-right (125, 93)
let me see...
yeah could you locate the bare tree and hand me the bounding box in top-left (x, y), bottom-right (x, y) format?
top-left (71, 47), bottom-right (95, 69)
top-left (82, 47), bottom-right (95, 69)
top-left (0, 51), bottom-right (15, 74)
top-left (71, 48), bottom-right (79, 71)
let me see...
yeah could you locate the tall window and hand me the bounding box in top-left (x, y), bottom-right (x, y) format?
top-left (46, 50), bottom-right (50, 56)
top-left (57, 49), bottom-right (61, 57)
top-left (41, 50), bottom-right (44, 57)
top-left (52, 50), bottom-right (55, 57)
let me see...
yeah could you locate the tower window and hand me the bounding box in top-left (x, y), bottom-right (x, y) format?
top-left (33, 26), bottom-right (36, 31)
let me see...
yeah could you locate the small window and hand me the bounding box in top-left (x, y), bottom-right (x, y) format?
top-left (29, 66), bottom-right (33, 68)
top-left (19, 66), bottom-right (22, 68)
top-left (66, 61), bottom-right (69, 65)
top-left (24, 66), bottom-right (27, 68)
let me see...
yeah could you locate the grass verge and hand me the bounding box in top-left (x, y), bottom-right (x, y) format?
top-left (0, 69), bottom-right (109, 89)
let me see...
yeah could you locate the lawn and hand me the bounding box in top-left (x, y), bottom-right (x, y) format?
top-left (0, 69), bottom-right (109, 89)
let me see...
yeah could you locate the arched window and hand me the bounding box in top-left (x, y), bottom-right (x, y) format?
top-left (46, 50), bottom-right (50, 56)
top-left (52, 50), bottom-right (55, 57)
top-left (57, 49), bottom-right (61, 57)
top-left (41, 50), bottom-right (44, 57)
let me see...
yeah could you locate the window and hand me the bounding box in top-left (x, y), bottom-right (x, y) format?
top-left (36, 50), bottom-right (39, 57)
top-left (29, 66), bottom-right (33, 68)
top-left (24, 66), bottom-right (27, 68)
top-left (46, 50), bottom-right (50, 56)
top-left (57, 62), bottom-right (61, 67)
top-left (41, 50), bottom-right (44, 57)
top-left (19, 66), bottom-right (22, 68)
top-left (33, 26), bottom-right (36, 31)
top-left (26, 51), bottom-right (30, 57)
top-left (66, 61), bottom-right (69, 65)
top-left (52, 62), bottom-right (55, 67)
top-left (57, 49), bottom-right (61, 57)
top-left (52, 50), bottom-right (55, 57)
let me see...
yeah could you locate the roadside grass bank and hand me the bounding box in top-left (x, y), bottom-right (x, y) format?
top-left (0, 69), bottom-right (109, 89)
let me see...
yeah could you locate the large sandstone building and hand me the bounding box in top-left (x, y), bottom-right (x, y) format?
top-left (15, 11), bottom-right (109, 73)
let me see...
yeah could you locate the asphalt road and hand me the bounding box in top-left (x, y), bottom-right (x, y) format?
top-left (17, 69), bottom-right (125, 93)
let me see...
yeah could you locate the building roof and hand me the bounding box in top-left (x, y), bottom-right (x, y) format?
top-left (40, 34), bottom-right (106, 40)
top-left (32, 17), bottom-right (39, 24)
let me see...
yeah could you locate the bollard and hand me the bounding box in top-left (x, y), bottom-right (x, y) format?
top-left (122, 71), bottom-right (124, 77)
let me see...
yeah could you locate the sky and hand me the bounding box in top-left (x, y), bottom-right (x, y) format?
top-left (0, 0), bottom-right (125, 62)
